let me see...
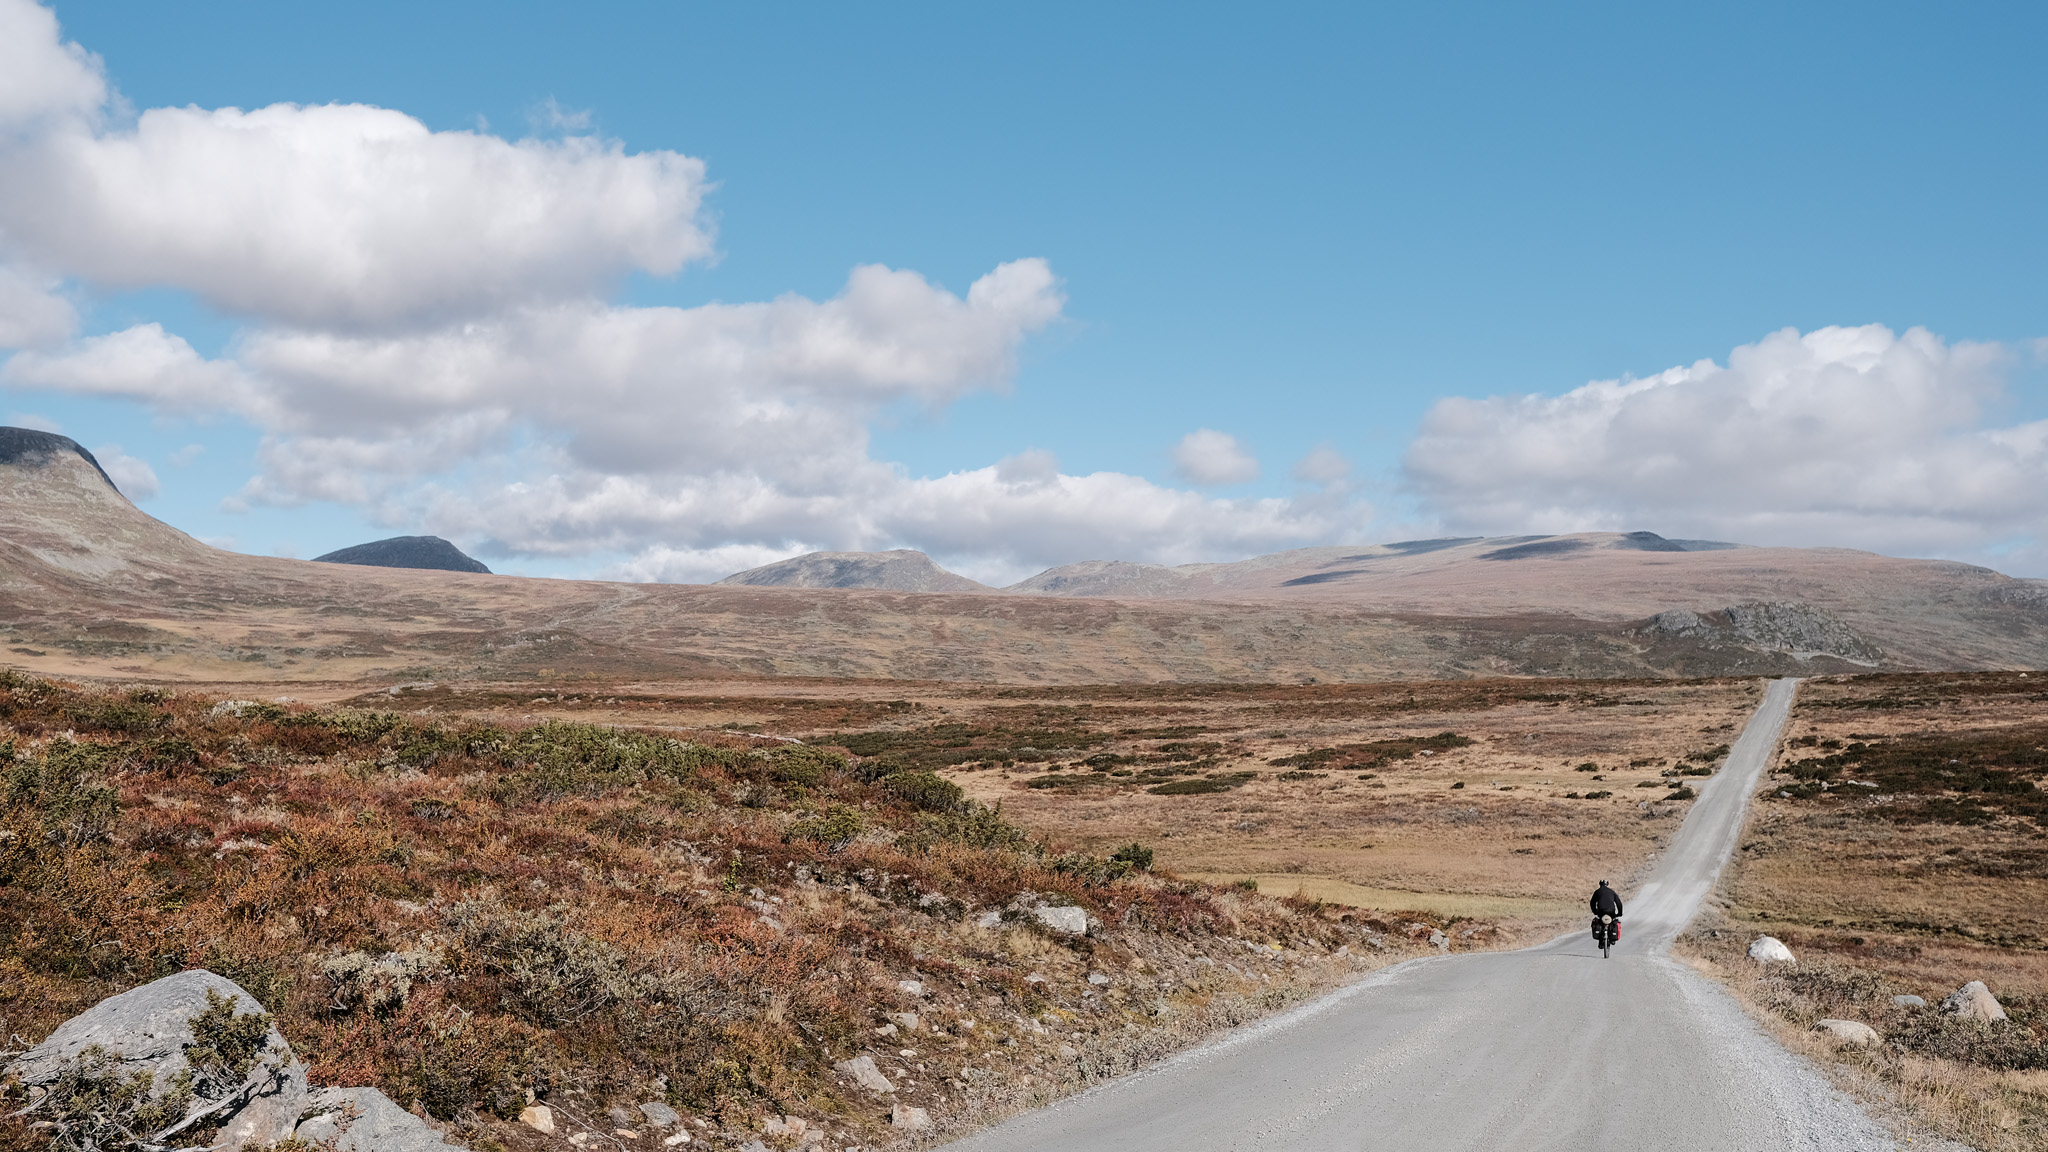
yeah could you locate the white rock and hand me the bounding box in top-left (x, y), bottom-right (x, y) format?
top-left (888, 1012), bottom-right (921, 1032)
top-left (1428, 930), bottom-right (1449, 952)
top-left (891, 1104), bottom-right (932, 1129)
top-left (1747, 936), bottom-right (1796, 964)
top-left (1086, 972), bottom-right (1110, 986)
top-left (1033, 905), bottom-right (1089, 935)
top-left (664, 1133), bottom-right (692, 1147)
top-left (976, 910), bottom-right (1004, 928)
top-left (519, 1104), bottom-right (556, 1134)
top-left (835, 1054), bottom-right (895, 1094)
top-left (297, 1087), bottom-right (464, 1151)
top-left (1942, 980), bottom-right (2008, 1022)
top-left (4, 969), bottom-right (306, 1151)
top-left (1892, 995), bottom-right (1926, 1009)
top-left (897, 979), bottom-right (925, 997)
top-left (1814, 1019), bottom-right (1881, 1047)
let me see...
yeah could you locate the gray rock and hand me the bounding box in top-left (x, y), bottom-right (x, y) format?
top-left (1428, 930), bottom-right (1450, 952)
top-left (640, 1101), bottom-right (682, 1128)
top-left (897, 979), bottom-right (925, 997)
top-left (887, 1012), bottom-right (922, 1032)
top-left (1893, 994), bottom-right (1927, 1009)
top-left (1086, 972), bottom-right (1110, 986)
top-left (296, 1086), bottom-right (465, 1151)
top-left (835, 1054), bottom-right (895, 1094)
top-left (519, 1103), bottom-right (556, 1133)
top-left (1813, 1019), bottom-right (1881, 1047)
top-left (5, 969), bottom-right (305, 1149)
top-left (1746, 935), bottom-right (1796, 964)
top-left (892, 1103), bottom-right (932, 1129)
top-left (1033, 905), bottom-right (1089, 935)
top-left (1942, 980), bottom-right (2008, 1022)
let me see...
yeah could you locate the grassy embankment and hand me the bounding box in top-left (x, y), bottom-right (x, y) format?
top-left (0, 670), bottom-right (1457, 1152)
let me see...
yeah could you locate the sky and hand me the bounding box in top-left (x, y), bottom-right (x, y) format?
top-left (1, 0), bottom-right (2045, 583)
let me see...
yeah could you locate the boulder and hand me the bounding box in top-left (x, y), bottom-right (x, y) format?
top-left (1747, 936), bottom-right (1796, 964)
top-left (639, 1101), bottom-right (682, 1129)
top-left (1942, 980), bottom-right (2008, 1023)
top-left (519, 1103), bottom-right (556, 1133)
top-left (1893, 995), bottom-right (1927, 1009)
top-left (5, 969), bottom-right (305, 1150)
top-left (1813, 1019), bottom-right (1881, 1047)
top-left (835, 1054), bottom-right (895, 1094)
top-left (1033, 905), bottom-right (1089, 935)
top-left (891, 1103), bottom-right (932, 1129)
top-left (295, 1086), bottom-right (466, 1151)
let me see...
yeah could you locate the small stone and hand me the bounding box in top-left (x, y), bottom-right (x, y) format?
top-left (1814, 1019), bottom-right (1881, 1047)
top-left (891, 1104), bottom-right (932, 1130)
top-left (610, 1106), bottom-right (638, 1127)
top-left (1056, 1044), bottom-right (1077, 1059)
top-left (887, 1012), bottom-right (921, 1032)
top-left (663, 1133), bottom-right (692, 1147)
top-left (875, 1022), bottom-right (898, 1037)
top-left (569, 1135), bottom-right (593, 1148)
top-left (897, 979), bottom-right (925, 997)
top-left (639, 1102), bottom-right (681, 1129)
top-left (976, 910), bottom-right (1004, 928)
top-left (519, 1104), bottom-right (556, 1134)
top-left (1428, 930), bottom-right (1449, 952)
top-left (616, 1130), bottom-right (641, 1138)
top-left (1086, 972), bottom-right (1110, 986)
top-left (1892, 995), bottom-right (1926, 1009)
top-left (834, 1054), bottom-right (895, 1094)
top-left (1942, 980), bottom-right (2008, 1022)
top-left (1747, 936), bottom-right (1796, 964)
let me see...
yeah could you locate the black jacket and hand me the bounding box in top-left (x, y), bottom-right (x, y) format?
top-left (1590, 886), bottom-right (1623, 917)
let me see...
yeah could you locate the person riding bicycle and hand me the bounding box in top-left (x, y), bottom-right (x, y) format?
top-left (1590, 880), bottom-right (1623, 946)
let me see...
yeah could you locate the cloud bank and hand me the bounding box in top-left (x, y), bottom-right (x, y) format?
top-left (0, 0), bottom-right (1363, 583)
top-left (1405, 324), bottom-right (2048, 569)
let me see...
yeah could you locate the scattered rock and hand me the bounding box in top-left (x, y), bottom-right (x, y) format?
top-left (1893, 995), bottom-right (1927, 1009)
top-left (640, 1101), bottom-right (681, 1129)
top-left (1942, 980), bottom-right (2008, 1022)
top-left (4, 969), bottom-right (306, 1151)
top-left (897, 979), bottom-right (925, 997)
top-left (835, 1054), bottom-right (895, 1094)
top-left (887, 1012), bottom-right (922, 1032)
top-left (1056, 1044), bottom-right (1078, 1059)
top-left (296, 1086), bottom-right (465, 1151)
top-left (1086, 972), bottom-right (1110, 986)
top-left (762, 1114), bottom-right (809, 1138)
top-left (1428, 930), bottom-right (1449, 952)
top-left (891, 1103), bottom-right (932, 1129)
top-left (1814, 1019), bottom-right (1881, 1047)
top-left (1033, 905), bottom-right (1089, 935)
top-left (976, 910), bottom-right (1005, 928)
top-left (1747, 936), bottom-right (1796, 964)
top-left (664, 1132), bottom-right (693, 1146)
top-left (519, 1104), bottom-right (557, 1134)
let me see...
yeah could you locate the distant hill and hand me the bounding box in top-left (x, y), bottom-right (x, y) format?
top-left (314, 536), bottom-right (491, 574)
top-left (717, 549), bottom-right (989, 593)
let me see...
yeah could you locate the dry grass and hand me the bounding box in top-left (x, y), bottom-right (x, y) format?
top-left (1681, 670), bottom-right (2048, 1151)
top-left (0, 670), bottom-right (1475, 1152)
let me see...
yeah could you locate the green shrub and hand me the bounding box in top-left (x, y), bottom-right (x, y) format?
top-left (184, 990), bottom-right (275, 1088)
top-left (787, 804), bottom-right (865, 850)
top-left (1148, 772), bottom-right (1254, 796)
top-left (448, 901), bottom-right (632, 1027)
top-left (1110, 842), bottom-right (1154, 872)
top-left (885, 769), bottom-right (963, 813)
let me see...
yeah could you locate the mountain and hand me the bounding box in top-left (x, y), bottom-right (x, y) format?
top-left (315, 536), bottom-right (492, 574)
top-left (4, 426), bottom-right (2047, 684)
top-left (717, 549), bottom-right (990, 593)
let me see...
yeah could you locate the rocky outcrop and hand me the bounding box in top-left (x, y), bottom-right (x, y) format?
top-left (4, 969), bottom-right (458, 1150)
top-left (1642, 602), bottom-right (1884, 666)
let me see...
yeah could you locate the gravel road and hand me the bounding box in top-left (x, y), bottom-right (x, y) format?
top-left (942, 678), bottom-right (1949, 1151)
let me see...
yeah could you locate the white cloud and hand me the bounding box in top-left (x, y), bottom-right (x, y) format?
top-left (92, 442), bottom-right (158, 500)
top-left (1172, 428), bottom-right (1260, 486)
top-left (1404, 324), bottom-right (2048, 566)
top-left (0, 0), bottom-right (1380, 580)
top-left (1292, 445), bottom-right (1352, 486)
top-left (0, 0), bottom-right (103, 134)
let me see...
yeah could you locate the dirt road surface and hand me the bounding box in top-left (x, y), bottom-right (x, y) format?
top-left (942, 679), bottom-right (1956, 1151)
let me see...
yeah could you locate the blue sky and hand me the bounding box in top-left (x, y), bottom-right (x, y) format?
top-left (4, 1), bottom-right (2046, 580)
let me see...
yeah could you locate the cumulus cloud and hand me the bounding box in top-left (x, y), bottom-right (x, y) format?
top-left (92, 442), bottom-right (158, 500)
top-left (0, 0), bottom-right (1377, 580)
top-left (1405, 324), bottom-right (2048, 565)
top-left (1292, 445), bottom-right (1352, 486)
top-left (1172, 429), bottom-right (1260, 486)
